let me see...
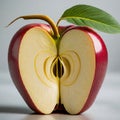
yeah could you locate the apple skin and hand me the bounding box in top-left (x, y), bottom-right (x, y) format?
top-left (8, 24), bottom-right (108, 114)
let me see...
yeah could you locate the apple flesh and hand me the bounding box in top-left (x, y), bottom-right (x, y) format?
top-left (8, 24), bottom-right (108, 114)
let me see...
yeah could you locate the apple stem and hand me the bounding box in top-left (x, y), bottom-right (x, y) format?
top-left (7, 15), bottom-right (60, 39)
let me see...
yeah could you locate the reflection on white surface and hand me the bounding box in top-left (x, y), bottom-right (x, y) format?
top-left (22, 114), bottom-right (90, 120)
top-left (0, 113), bottom-right (90, 120)
top-left (0, 72), bottom-right (120, 120)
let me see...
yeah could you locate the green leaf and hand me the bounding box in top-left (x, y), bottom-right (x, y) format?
top-left (57, 4), bottom-right (120, 33)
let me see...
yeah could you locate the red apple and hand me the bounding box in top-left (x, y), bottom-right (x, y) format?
top-left (8, 21), bottom-right (108, 114)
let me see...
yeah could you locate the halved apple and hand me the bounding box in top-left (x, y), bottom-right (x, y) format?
top-left (8, 24), bottom-right (108, 114)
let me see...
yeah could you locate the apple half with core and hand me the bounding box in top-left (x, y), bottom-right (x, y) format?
top-left (8, 5), bottom-right (120, 114)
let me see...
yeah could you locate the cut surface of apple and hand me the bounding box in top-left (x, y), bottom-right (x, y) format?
top-left (17, 26), bottom-right (96, 114)
top-left (19, 27), bottom-right (59, 114)
top-left (60, 29), bottom-right (95, 114)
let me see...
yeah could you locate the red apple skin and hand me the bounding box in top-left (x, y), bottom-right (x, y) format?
top-left (8, 24), bottom-right (108, 114)
top-left (60, 26), bottom-right (108, 114)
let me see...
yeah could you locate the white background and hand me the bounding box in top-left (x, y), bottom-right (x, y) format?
top-left (0, 0), bottom-right (120, 73)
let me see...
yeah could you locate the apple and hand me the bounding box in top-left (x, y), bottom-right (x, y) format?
top-left (8, 15), bottom-right (108, 114)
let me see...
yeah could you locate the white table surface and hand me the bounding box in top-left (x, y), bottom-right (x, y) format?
top-left (0, 72), bottom-right (120, 120)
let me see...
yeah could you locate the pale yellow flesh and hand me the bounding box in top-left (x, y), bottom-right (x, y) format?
top-left (19, 27), bottom-right (95, 114)
top-left (59, 30), bottom-right (95, 114)
top-left (19, 27), bottom-right (59, 114)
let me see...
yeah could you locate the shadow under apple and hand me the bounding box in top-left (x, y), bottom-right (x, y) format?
top-left (0, 105), bottom-right (32, 114)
